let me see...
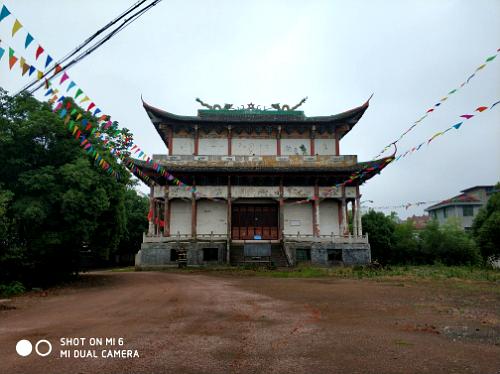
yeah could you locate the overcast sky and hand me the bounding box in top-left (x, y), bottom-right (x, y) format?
top-left (1, 0), bottom-right (499, 218)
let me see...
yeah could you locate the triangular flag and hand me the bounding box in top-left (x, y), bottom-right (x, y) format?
top-left (460, 114), bottom-right (474, 119)
top-left (426, 108), bottom-right (434, 113)
top-left (21, 62), bottom-right (30, 76)
top-left (0, 47), bottom-right (4, 62)
top-left (87, 102), bottom-right (95, 111)
top-left (466, 73), bottom-right (475, 83)
top-left (79, 95), bottom-right (90, 104)
top-left (485, 55), bottom-right (497, 62)
top-left (28, 65), bottom-right (36, 76)
top-left (35, 45), bottom-right (44, 60)
top-left (19, 57), bottom-right (26, 69)
top-left (475, 64), bottom-right (486, 71)
top-left (94, 108), bottom-right (101, 116)
top-left (37, 70), bottom-right (43, 80)
top-left (427, 132), bottom-right (444, 144)
top-left (54, 64), bottom-right (62, 74)
top-left (44, 88), bottom-right (53, 97)
top-left (66, 81), bottom-right (76, 92)
top-left (44, 55), bottom-right (53, 68)
top-left (11, 19), bottom-right (22, 37)
top-left (76, 113), bottom-right (82, 121)
top-left (25, 33), bottom-right (34, 49)
top-left (8, 48), bottom-right (18, 70)
top-left (475, 106), bottom-right (488, 112)
top-left (74, 88), bottom-right (83, 99)
top-left (0, 5), bottom-right (11, 22)
top-left (448, 89), bottom-right (457, 95)
top-left (452, 122), bottom-right (463, 130)
top-left (440, 97), bottom-right (448, 101)
top-left (59, 72), bottom-right (69, 84)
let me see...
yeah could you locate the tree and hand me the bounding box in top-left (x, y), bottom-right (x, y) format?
top-left (472, 184), bottom-right (500, 261)
top-left (361, 210), bottom-right (395, 264)
top-left (420, 219), bottom-right (481, 266)
top-left (0, 88), bottom-right (146, 288)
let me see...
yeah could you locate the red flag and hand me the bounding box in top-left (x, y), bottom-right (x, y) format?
top-left (87, 102), bottom-right (95, 111)
top-left (54, 64), bottom-right (62, 74)
top-left (35, 45), bottom-right (44, 59)
top-left (426, 108), bottom-right (434, 113)
top-left (475, 106), bottom-right (488, 112)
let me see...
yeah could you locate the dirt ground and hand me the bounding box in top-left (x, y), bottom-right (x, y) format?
top-left (0, 271), bottom-right (499, 374)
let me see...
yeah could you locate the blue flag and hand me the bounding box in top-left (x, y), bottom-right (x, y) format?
top-left (0, 5), bottom-right (10, 22)
top-left (25, 33), bottom-right (34, 48)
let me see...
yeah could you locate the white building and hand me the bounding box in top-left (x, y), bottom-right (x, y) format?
top-left (425, 186), bottom-right (495, 231)
top-left (131, 98), bottom-right (393, 267)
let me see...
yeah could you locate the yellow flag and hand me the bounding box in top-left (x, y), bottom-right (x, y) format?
top-left (19, 57), bottom-right (26, 68)
top-left (76, 113), bottom-right (83, 121)
top-left (12, 19), bottom-right (22, 37)
top-left (475, 64), bottom-right (486, 71)
top-left (79, 95), bottom-right (90, 104)
top-left (37, 70), bottom-right (44, 80)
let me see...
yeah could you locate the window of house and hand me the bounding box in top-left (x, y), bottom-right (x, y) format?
top-left (203, 248), bottom-right (219, 262)
top-left (170, 249), bottom-right (178, 262)
top-left (328, 249), bottom-right (342, 262)
top-left (463, 206), bottom-right (473, 217)
top-left (296, 248), bottom-right (311, 262)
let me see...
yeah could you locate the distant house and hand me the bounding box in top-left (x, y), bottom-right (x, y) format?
top-left (425, 186), bottom-right (495, 231)
top-left (406, 215), bottom-right (430, 230)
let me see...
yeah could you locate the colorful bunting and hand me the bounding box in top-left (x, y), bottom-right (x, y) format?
top-left (66, 81), bottom-right (76, 92)
top-left (37, 70), bottom-right (43, 80)
top-left (28, 65), bottom-right (36, 76)
top-left (452, 122), bottom-right (463, 130)
top-left (25, 33), bottom-right (34, 48)
top-left (475, 106), bottom-right (488, 112)
top-left (44, 54), bottom-right (53, 68)
top-left (8, 47), bottom-right (17, 70)
top-left (0, 47), bottom-right (4, 62)
top-left (74, 88), bottom-right (83, 99)
top-left (460, 114), bottom-right (474, 119)
top-left (0, 5), bottom-right (11, 22)
top-left (35, 45), bottom-right (44, 60)
top-left (373, 48), bottom-right (499, 160)
top-left (59, 72), bottom-right (69, 84)
top-left (11, 19), bottom-right (22, 37)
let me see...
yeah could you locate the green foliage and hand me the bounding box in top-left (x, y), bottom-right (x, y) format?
top-left (361, 210), bottom-right (395, 263)
top-left (362, 210), bottom-right (481, 266)
top-left (0, 281), bottom-right (25, 297)
top-left (420, 220), bottom-right (481, 266)
top-left (0, 88), bottom-right (147, 289)
top-left (472, 183), bottom-right (500, 260)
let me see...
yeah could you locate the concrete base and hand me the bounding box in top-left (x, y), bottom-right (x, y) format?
top-left (135, 241), bottom-right (227, 269)
top-left (136, 240), bottom-right (371, 268)
top-left (284, 242), bottom-right (371, 266)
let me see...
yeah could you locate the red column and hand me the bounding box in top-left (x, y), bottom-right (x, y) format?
top-left (194, 125), bottom-right (199, 155)
top-left (310, 127), bottom-right (315, 156)
top-left (277, 126), bottom-right (281, 156)
top-left (312, 182), bottom-right (319, 236)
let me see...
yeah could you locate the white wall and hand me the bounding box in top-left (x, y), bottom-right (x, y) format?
top-left (232, 138), bottom-right (276, 155)
top-left (199, 138), bottom-right (228, 155)
top-left (281, 139), bottom-right (310, 155)
top-left (314, 138), bottom-right (336, 155)
top-left (319, 200), bottom-right (340, 235)
top-left (172, 137), bottom-right (194, 155)
top-left (283, 202), bottom-right (313, 235)
top-left (170, 200), bottom-right (191, 235)
top-left (197, 200), bottom-right (227, 235)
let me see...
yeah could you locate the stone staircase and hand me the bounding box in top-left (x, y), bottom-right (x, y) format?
top-left (229, 244), bottom-right (290, 267)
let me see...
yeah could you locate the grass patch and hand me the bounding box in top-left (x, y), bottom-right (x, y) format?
top-left (0, 281), bottom-right (26, 297)
top-left (158, 264), bottom-right (500, 284)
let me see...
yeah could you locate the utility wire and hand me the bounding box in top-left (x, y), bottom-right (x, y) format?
top-left (16, 0), bottom-right (162, 95)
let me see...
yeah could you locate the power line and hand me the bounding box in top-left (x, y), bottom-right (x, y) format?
top-left (16, 0), bottom-right (163, 95)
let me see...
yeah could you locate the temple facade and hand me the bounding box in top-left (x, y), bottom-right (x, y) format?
top-left (132, 98), bottom-right (392, 268)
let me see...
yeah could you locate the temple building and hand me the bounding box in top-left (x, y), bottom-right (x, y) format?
top-left (131, 97), bottom-right (393, 268)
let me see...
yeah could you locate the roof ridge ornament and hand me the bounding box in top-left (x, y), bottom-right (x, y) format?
top-left (195, 97), bottom-right (308, 111)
